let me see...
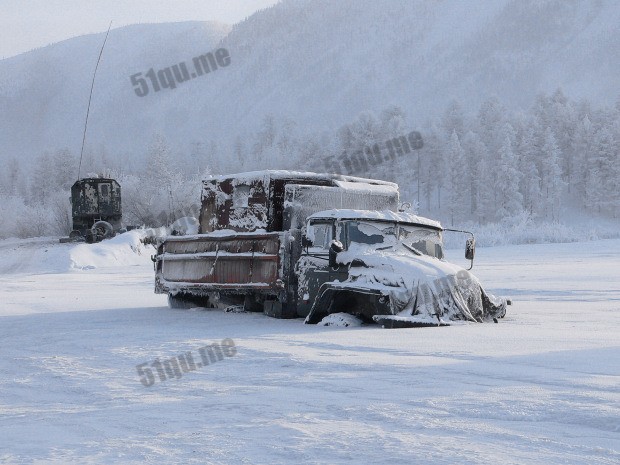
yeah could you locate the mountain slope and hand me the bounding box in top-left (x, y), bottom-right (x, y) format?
top-left (1, 0), bottom-right (619, 169)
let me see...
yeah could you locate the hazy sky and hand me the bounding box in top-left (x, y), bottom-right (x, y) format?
top-left (0, 0), bottom-right (281, 59)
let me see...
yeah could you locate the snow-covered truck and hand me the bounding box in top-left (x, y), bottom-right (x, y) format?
top-left (153, 171), bottom-right (508, 327)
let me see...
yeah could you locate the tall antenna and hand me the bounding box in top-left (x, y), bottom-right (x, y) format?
top-left (77, 20), bottom-right (113, 181)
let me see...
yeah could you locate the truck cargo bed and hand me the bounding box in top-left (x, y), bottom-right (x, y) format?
top-left (155, 232), bottom-right (283, 294)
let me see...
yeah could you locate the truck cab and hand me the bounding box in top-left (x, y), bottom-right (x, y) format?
top-left (295, 210), bottom-right (507, 326)
top-left (296, 210), bottom-right (442, 316)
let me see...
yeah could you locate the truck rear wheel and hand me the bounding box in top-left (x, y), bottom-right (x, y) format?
top-left (168, 293), bottom-right (208, 309)
top-left (243, 294), bottom-right (264, 312)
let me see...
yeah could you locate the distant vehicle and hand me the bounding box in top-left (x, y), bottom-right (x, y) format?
top-left (66, 177), bottom-right (123, 243)
top-left (153, 171), bottom-right (509, 327)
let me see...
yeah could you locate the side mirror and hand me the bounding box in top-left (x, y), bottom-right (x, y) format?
top-left (328, 240), bottom-right (344, 268)
top-left (301, 235), bottom-right (312, 248)
top-left (465, 237), bottom-right (475, 260)
top-left (444, 228), bottom-right (476, 270)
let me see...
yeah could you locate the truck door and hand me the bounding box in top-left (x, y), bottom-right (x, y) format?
top-left (296, 220), bottom-right (335, 316)
top-left (97, 182), bottom-right (113, 215)
top-left (306, 219), bottom-right (332, 283)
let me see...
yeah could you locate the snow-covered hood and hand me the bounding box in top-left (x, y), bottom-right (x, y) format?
top-left (336, 244), bottom-right (507, 324)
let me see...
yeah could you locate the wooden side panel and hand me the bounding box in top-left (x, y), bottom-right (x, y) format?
top-left (159, 233), bottom-right (282, 290)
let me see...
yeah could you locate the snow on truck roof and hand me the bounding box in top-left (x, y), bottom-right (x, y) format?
top-left (308, 209), bottom-right (443, 230)
top-left (204, 170), bottom-right (398, 189)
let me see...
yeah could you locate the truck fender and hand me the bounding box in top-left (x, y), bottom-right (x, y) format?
top-left (304, 283), bottom-right (391, 324)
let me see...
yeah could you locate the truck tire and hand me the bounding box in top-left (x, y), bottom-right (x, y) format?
top-left (243, 294), bottom-right (264, 312)
top-left (91, 221), bottom-right (115, 242)
top-left (168, 293), bottom-right (208, 309)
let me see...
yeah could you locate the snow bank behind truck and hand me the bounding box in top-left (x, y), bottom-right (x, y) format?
top-left (153, 171), bottom-right (508, 326)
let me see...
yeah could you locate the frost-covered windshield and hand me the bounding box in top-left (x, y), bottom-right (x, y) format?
top-left (345, 220), bottom-right (443, 259)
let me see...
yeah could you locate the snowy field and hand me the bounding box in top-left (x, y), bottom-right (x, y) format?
top-left (0, 233), bottom-right (618, 464)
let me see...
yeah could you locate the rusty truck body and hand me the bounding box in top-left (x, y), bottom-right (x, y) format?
top-left (153, 171), bottom-right (509, 326)
top-left (155, 171), bottom-right (399, 317)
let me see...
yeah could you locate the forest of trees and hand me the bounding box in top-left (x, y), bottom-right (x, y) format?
top-left (300, 89), bottom-right (620, 227)
top-left (226, 89), bottom-right (620, 228)
top-left (0, 89), bottom-right (618, 240)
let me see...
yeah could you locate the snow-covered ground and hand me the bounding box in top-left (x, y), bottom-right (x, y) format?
top-left (0, 233), bottom-right (618, 464)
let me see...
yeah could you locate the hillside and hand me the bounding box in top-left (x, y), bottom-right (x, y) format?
top-left (0, 21), bottom-right (231, 168)
top-left (1, 0), bottom-right (620, 169)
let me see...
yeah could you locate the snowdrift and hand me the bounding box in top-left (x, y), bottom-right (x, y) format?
top-left (0, 231), bottom-right (155, 275)
top-left (69, 231), bottom-right (156, 270)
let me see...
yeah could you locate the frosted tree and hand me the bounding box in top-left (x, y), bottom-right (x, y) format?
top-left (116, 173), bottom-right (149, 227)
top-left (128, 133), bottom-right (201, 226)
top-left (517, 123), bottom-right (541, 215)
top-left (205, 140), bottom-right (219, 173)
top-left (275, 118), bottom-right (299, 169)
top-left (185, 141), bottom-right (207, 175)
top-left (337, 111), bottom-right (381, 175)
top-left (445, 131), bottom-right (466, 225)
top-left (531, 93), bottom-right (552, 131)
top-left (351, 111), bottom-right (381, 148)
top-left (183, 140), bottom-right (217, 176)
top-left (131, 133), bottom-right (175, 225)
top-left (494, 134), bottom-right (523, 220)
top-left (0, 196), bottom-right (26, 238)
top-left (3, 157), bottom-right (27, 197)
top-left (540, 127), bottom-right (566, 221)
top-left (51, 148), bottom-right (77, 191)
top-left (421, 122), bottom-right (446, 211)
top-left (583, 132), bottom-right (604, 212)
top-left (611, 166), bottom-right (620, 218)
top-left (477, 96), bottom-right (506, 154)
top-left (462, 131), bottom-right (492, 222)
top-left (146, 134), bottom-right (173, 186)
top-left (571, 115), bottom-right (593, 205)
top-left (233, 136), bottom-right (247, 171)
top-left (611, 117), bottom-right (620, 217)
top-left (499, 122), bottom-right (517, 148)
top-left (30, 152), bottom-right (56, 202)
top-left (336, 123), bottom-right (355, 153)
top-left (588, 125), bottom-right (616, 215)
top-left (442, 99), bottom-right (466, 140)
top-left (22, 150), bottom-right (74, 236)
top-left (609, 149), bottom-right (620, 218)
top-left (549, 89), bottom-right (578, 190)
top-left (379, 105), bottom-right (407, 139)
top-left (252, 114), bottom-right (278, 167)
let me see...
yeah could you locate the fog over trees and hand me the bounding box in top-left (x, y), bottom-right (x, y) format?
top-left (1, 90), bottom-right (619, 240)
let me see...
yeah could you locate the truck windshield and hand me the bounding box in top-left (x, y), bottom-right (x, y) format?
top-left (345, 220), bottom-right (444, 259)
